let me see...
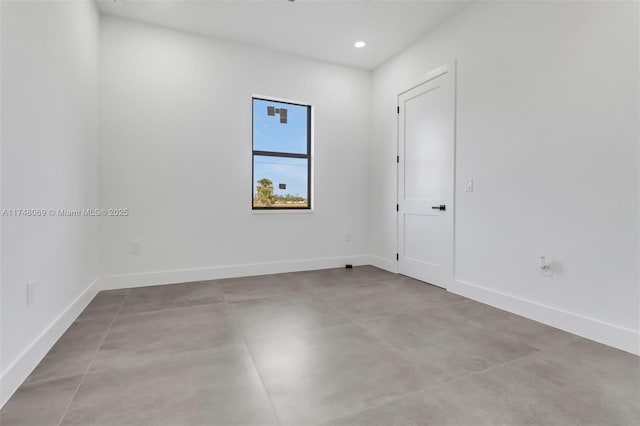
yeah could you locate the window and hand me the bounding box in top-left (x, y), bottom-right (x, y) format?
top-left (252, 97), bottom-right (311, 210)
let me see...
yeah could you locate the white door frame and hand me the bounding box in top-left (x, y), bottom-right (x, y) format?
top-left (396, 61), bottom-right (457, 288)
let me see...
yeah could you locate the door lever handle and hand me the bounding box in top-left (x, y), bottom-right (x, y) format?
top-left (432, 205), bottom-right (446, 211)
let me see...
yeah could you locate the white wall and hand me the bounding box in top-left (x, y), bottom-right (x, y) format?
top-left (371, 1), bottom-right (639, 353)
top-left (99, 17), bottom-right (371, 286)
top-left (1, 0), bottom-right (100, 404)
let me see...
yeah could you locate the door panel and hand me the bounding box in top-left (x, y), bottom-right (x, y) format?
top-left (404, 214), bottom-right (445, 265)
top-left (404, 88), bottom-right (446, 202)
top-left (398, 66), bottom-right (454, 287)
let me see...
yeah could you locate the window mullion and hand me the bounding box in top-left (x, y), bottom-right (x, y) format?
top-left (252, 150), bottom-right (308, 159)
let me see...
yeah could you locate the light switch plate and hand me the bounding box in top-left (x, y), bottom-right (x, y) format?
top-left (465, 179), bottom-right (474, 192)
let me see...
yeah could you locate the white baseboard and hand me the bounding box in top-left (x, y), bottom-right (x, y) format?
top-left (449, 278), bottom-right (640, 355)
top-left (98, 255), bottom-right (373, 290)
top-left (0, 277), bottom-right (100, 408)
top-left (368, 255), bottom-right (398, 274)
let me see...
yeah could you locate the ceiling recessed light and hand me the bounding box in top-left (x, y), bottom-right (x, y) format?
top-left (354, 41), bottom-right (366, 48)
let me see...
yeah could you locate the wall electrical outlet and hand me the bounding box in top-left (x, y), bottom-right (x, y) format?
top-left (539, 256), bottom-right (553, 277)
top-left (130, 240), bottom-right (140, 254)
top-left (26, 280), bottom-right (35, 305)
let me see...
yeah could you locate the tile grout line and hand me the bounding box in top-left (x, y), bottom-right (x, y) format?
top-left (221, 291), bottom-right (284, 426)
top-left (116, 298), bottom-right (226, 317)
top-left (312, 276), bottom-right (460, 362)
top-left (429, 338), bottom-right (594, 425)
top-left (307, 278), bottom-right (455, 424)
top-left (225, 272), bottom-right (414, 425)
top-left (382, 303), bottom-right (591, 400)
top-left (56, 291), bottom-right (130, 426)
top-left (221, 274), bottom-right (314, 303)
top-left (225, 271), bottom-right (525, 425)
top-left (314, 280), bottom-right (561, 424)
top-left (323, 273), bottom-right (477, 422)
top-left (326, 311), bottom-right (538, 424)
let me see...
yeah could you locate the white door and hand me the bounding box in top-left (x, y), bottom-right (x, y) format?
top-left (397, 65), bottom-right (455, 287)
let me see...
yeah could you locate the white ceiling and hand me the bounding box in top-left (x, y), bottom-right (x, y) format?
top-left (95, 0), bottom-right (471, 70)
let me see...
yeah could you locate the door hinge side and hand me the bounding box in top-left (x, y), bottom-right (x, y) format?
top-left (397, 106), bottom-right (400, 114)
top-left (396, 253), bottom-right (399, 261)
top-left (396, 155), bottom-right (399, 163)
top-left (396, 204), bottom-right (399, 212)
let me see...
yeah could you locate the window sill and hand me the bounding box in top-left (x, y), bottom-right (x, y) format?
top-left (252, 209), bottom-right (314, 215)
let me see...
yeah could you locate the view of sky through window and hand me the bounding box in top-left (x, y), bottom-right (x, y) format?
top-left (253, 99), bottom-right (308, 154)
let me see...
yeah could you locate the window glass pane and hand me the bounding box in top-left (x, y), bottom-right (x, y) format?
top-left (253, 99), bottom-right (308, 154)
top-left (253, 156), bottom-right (308, 208)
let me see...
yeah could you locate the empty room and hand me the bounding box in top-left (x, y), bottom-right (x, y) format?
top-left (1, 0), bottom-right (638, 425)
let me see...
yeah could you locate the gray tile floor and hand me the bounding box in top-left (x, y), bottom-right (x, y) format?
top-left (2, 266), bottom-right (638, 426)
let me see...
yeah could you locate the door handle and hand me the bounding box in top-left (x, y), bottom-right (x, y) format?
top-left (432, 205), bottom-right (446, 211)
